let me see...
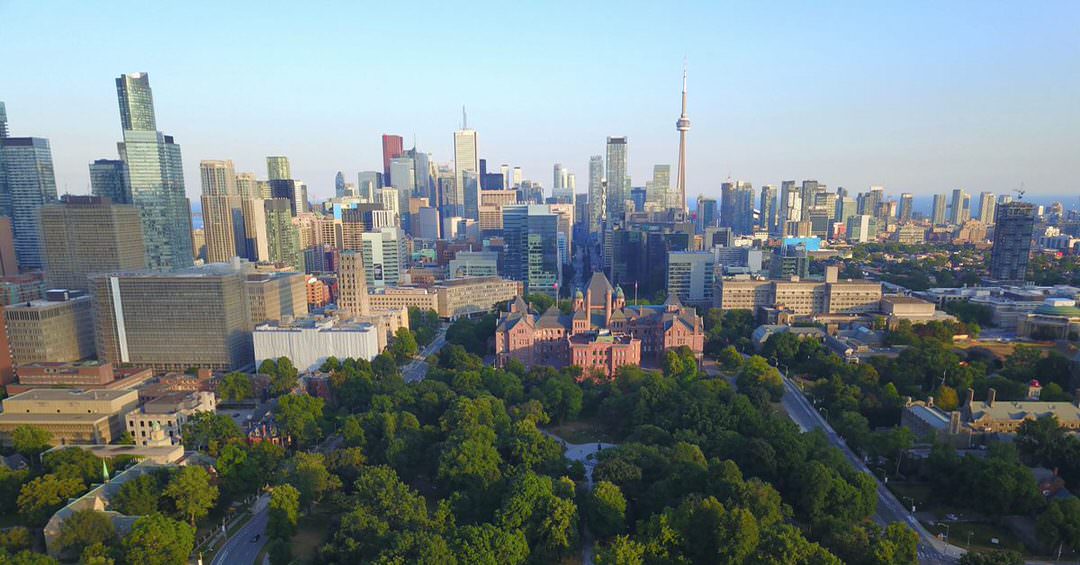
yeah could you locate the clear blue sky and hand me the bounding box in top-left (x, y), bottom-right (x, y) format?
top-left (3, 1), bottom-right (1079, 206)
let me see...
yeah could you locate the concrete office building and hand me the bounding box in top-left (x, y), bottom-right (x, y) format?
top-left (254, 317), bottom-right (380, 372)
top-left (931, 194), bottom-right (948, 226)
top-left (0, 389), bottom-right (139, 446)
top-left (587, 155), bottom-right (604, 234)
top-left (666, 251), bottom-right (716, 308)
top-left (4, 291), bottom-right (95, 365)
top-left (90, 261), bottom-right (254, 371)
top-left (245, 272), bottom-right (308, 325)
top-left (114, 73), bottom-right (193, 270)
top-left (40, 196), bottom-right (146, 292)
top-left (361, 228), bottom-right (405, 288)
top-left (368, 277), bottom-right (521, 320)
top-left (337, 250), bottom-right (372, 318)
top-left (716, 266), bottom-right (883, 316)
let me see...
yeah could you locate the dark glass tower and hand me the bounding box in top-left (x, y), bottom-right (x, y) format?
top-left (989, 201), bottom-right (1035, 282)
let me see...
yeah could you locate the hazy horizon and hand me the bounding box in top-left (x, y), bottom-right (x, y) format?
top-left (3, 1), bottom-right (1078, 204)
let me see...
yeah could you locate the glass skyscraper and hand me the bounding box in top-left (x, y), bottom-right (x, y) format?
top-left (605, 137), bottom-right (628, 220)
top-left (0, 137), bottom-right (58, 269)
top-left (115, 73), bottom-right (193, 270)
top-left (90, 159), bottom-right (129, 204)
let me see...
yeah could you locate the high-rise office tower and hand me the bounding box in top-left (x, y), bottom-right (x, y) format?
top-left (512, 167), bottom-right (523, 188)
top-left (696, 196), bottom-right (717, 232)
top-left (502, 204), bottom-right (560, 297)
top-left (114, 73), bottom-right (193, 270)
top-left (500, 164), bottom-right (510, 189)
top-left (587, 155), bottom-right (604, 234)
top-left (858, 186), bottom-right (884, 218)
top-left (266, 156), bottom-right (291, 181)
top-left (337, 250), bottom-right (371, 318)
top-left (760, 185), bottom-right (777, 233)
top-left (240, 197), bottom-right (268, 261)
top-left (0, 102), bottom-right (7, 138)
top-left (40, 195), bottom-right (146, 291)
top-left (605, 137), bottom-right (628, 220)
top-left (674, 66), bottom-right (691, 214)
top-left (835, 197), bottom-right (857, 225)
top-left (949, 189), bottom-right (970, 225)
top-left (335, 171), bottom-right (346, 198)
top-left (357, 171), bottom-right (381, 201)
top-left (89, 159), bottom-right (129, 204)
top-left (553, 164), bottom-right (573, 202)
top-left (200, 160), bottom-right (243, 263)
top-left (779, 180), bottom-right (800, 226)
top-left (898, 193), bottom-right (914, 223)
top-left (799, 180), bottom-right (820, 220)
top-left (265, 198), bottom-right (301, 268)
top-left (0, 134), bottom-right (58, 269)
top-left (405, 147), bottom-right (433, 203)
top-left (931, 194), bottom-right (948, 225)
top-left (389, 157), bottom-right (416, 223)
top-left (454, 111), bottom-right (479, 220)
top-left (381, 134), bottom-right (404, 184)
top-left (989, 201), bottom-right (1035, 282)
top-left (978, 192), bottom-right (996, 224)
top-left (646, 164), bottom-right (671, 208)
top-left (720, 182), bottom-right (755, 235)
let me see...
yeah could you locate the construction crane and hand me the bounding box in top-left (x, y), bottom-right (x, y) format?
top-left (1014, 183), bottom-right (1026, 201)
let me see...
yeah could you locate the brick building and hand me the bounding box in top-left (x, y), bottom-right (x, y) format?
top-left (495, 272), bottom-right (703, 378)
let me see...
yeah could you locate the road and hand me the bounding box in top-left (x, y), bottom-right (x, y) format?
top-left (779, 375), bottom-right (963, 564)
top-left (210, 495), bottom-right (269, 565)
top-left (403, 325), bottom-right (448, 382)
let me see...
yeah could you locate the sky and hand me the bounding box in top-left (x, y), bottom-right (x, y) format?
top-left (3, 1), bottom-right (1079, 208)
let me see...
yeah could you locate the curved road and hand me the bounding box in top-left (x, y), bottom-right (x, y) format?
top-left (211, 496), bottom-right (269, 565)
top-left (779, 375), bottom-right (963, 564)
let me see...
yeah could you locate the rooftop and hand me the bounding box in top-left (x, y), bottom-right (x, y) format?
top-left (5, 388), bottom-right (136, 402)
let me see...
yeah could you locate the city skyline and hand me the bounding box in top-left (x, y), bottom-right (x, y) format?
top-left (3, 2), bottom-right (1079, 205)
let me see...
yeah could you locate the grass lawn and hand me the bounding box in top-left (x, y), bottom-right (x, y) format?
top-left (290, 511), bottom-right (333, 563)
top-left (926, 521), bottom-right (1026, 554)
top-left (545, 418), bottom-right (618, 444)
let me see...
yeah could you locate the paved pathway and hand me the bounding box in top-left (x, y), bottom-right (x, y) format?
top-left (403, 326), bottom-right (448, 382)
top-left (544, 430), bottom-right (617, 565)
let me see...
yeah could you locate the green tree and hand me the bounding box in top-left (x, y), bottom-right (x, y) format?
top-left (267, 357), bottom-right (299, 396)
top-left (17, 474), bottom-right (85, 526)
top-left (595, 535), bottom-right (646, 565)
top-left (267, 538), bottom-right (292, 565)
top-left (587, 481), bottom-right (627, 538)
top-left (389, 327), bottom-right (420, 363)
top-left (284, 452), bottom-right (341, 509)
top-left (56, 510), bottom-right (115, 557)
top-left (736, 355), bottom-right (784, 400)
top-left (451, 523), bottom-right (529, 565)
top-left (958, 550), bottom-right (1024, 565)
top-left (43, 448), bottom-right (101, 485)
top-left (113, 473), bottom-right (161, 516)
top-left (274, 393), bottom-right (325, 447)
top-left (163, 466), bottom-right (218, 526)
top-left (1037, 497), bottom-right (1080, 556)
top-left (718, 345), bottom-right (744, 370)
top-left (121, 513), bottom-right (195, 565)
top-left (0, 550), bottom-right (59, 564)
top-left (79, 542), bottom-right (117, 565)
top-left (11, 425), bottom-right (52, 458)
top-left (0, 526), bottom-right (32, 553)
top-left (180, 411), bottom-right (243, 454)
top-left (267, 484), bottom-right (300, 540)
top-left (217, 372), bottom-right (254, 402)
top-left (438, 427), bottom-right (503, 494)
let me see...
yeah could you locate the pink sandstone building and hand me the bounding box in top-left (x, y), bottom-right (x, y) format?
top-left (495, 272), bottom-right (704, 378)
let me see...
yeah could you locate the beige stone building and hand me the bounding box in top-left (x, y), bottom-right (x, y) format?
top-left (716, 266), bottom-right (882, 316)
top-left (337, 250), bottom-right (371, 318)
top-left (367, 277), bottom-right (522, 319)
top-left (245, 272), bottom-right (308, 324)
top-left (0, 389), bottom-right (139, 446)
top-left (4, 291), bottom-right (95, 365)
top-left (40, 195), bottom-right (146, 292)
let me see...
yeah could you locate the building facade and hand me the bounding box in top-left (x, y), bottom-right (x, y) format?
top-left (4, 291), bottom-right (95, 365)
top-left (40, 195), bottom-right (146, 292)
top-left (495, 272), bottom-right (703, 378)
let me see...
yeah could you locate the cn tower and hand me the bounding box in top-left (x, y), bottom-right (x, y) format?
top-left (675, 64), bottom-right (690, 214)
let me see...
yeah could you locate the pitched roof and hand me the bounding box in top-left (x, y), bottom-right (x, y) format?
top-left (537, 306), bottom-right (568, 329)
top-left (587, 272), bottom-right (614, 306)
top-left (664, 292), bottom-right (683, 307)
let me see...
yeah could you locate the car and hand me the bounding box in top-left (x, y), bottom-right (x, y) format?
top-left (250, 534), bottom-right (261, 543)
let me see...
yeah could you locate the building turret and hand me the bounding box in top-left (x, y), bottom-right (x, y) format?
top-left (614, 286), bottom-right (626, 309)
top-left (573, 289), bottom-right (585, 312)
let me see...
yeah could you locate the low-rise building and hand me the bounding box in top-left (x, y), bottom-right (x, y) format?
top-left (7, 361), bottom-right (153, 395)
top-left (253, 316), bottom-right (380, 372)
top-left (0, 389), bottom-right (139, 446)
top-left (962, 387), bottom-right (1080, 434)
top-left (368, 277), bottom-right (521, 319)
top-left (716, 266), bottom-right (882, 317)
top-left (1017, 298), bottom-right (1080, 340)
top-left (126, 391), bottom-right (216, 446)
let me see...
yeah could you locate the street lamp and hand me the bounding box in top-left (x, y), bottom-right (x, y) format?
top-left (938, 522), bottom-right (950, 544)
